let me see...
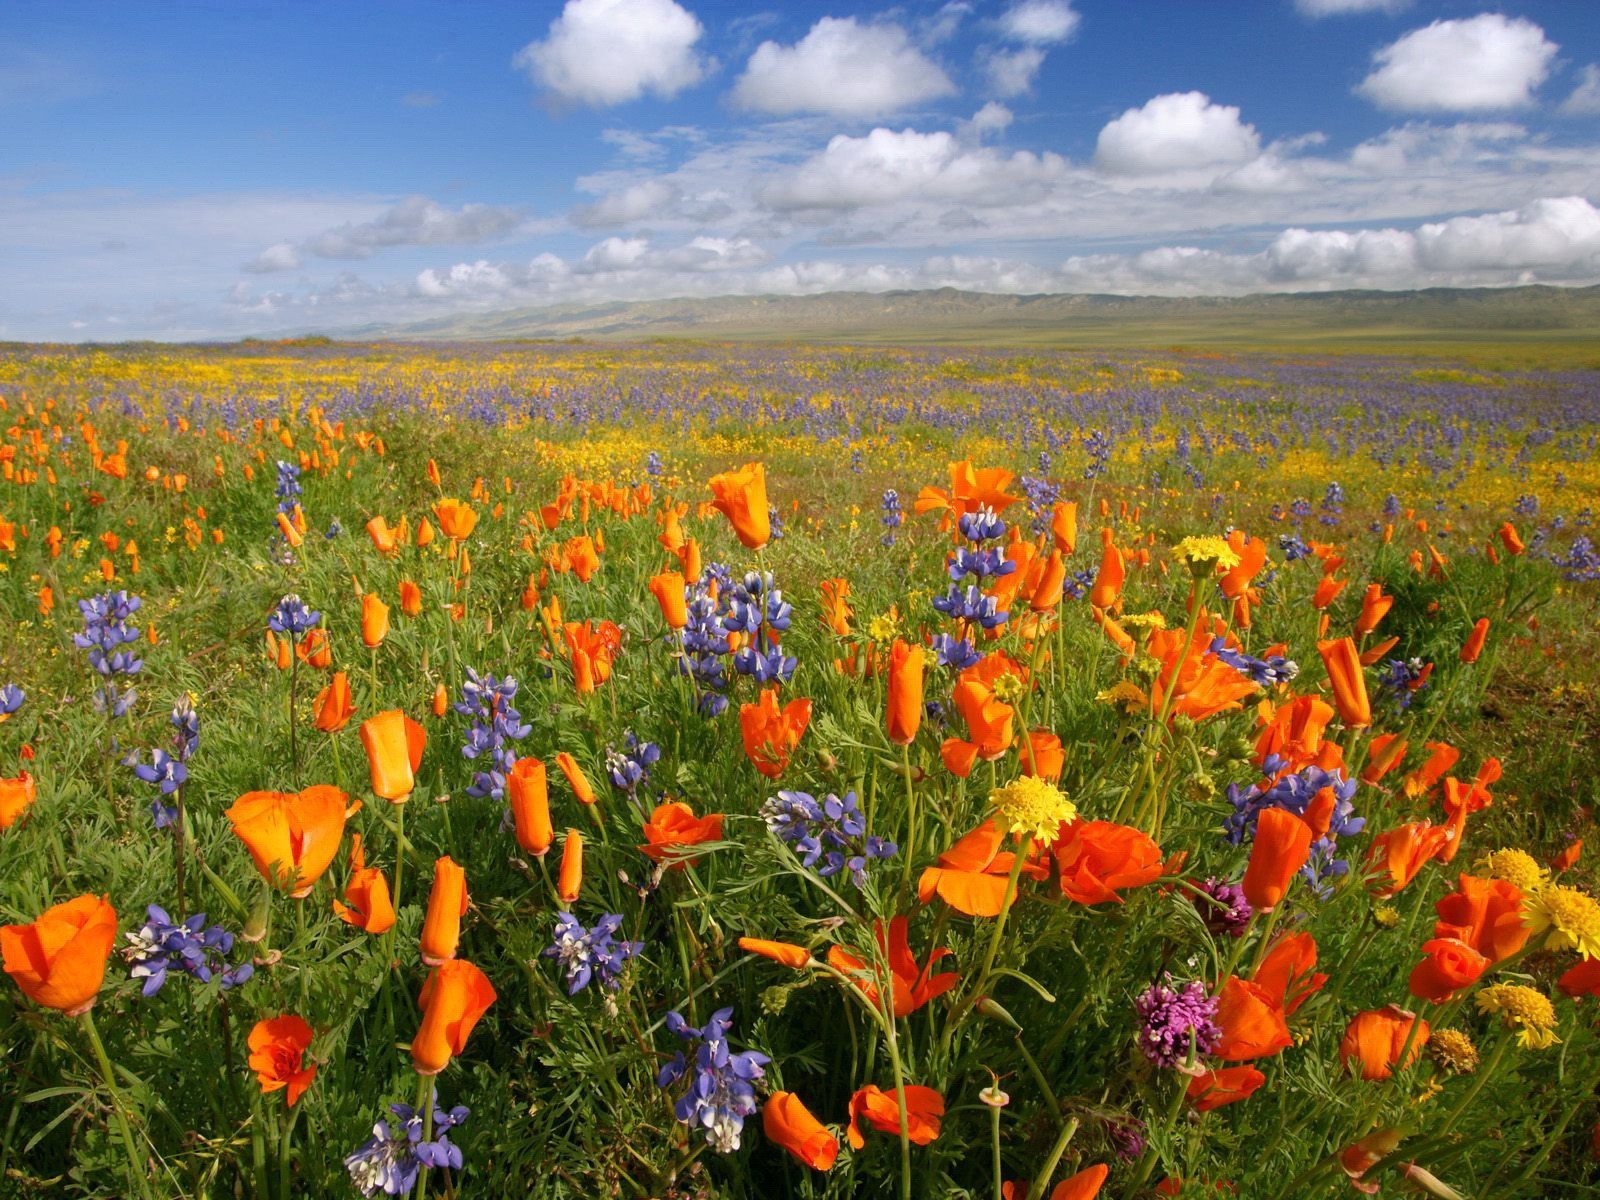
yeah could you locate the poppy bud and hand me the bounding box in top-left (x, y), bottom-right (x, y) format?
top-left (762, 1091), bottom-right (839, 1171)
top-left (507, 758), bottom-right (553, 857)
top-left (361, 592), bottom-right (389, 648)
top-left (419, 856), bottom-right (468, 966)
top-left (648, 571), bottom-right (688, 629)
top-left (557, 829), bottom-right (583, 906)
top-left (554, 752), bottom-right (596, 805)
top-left (1459, 617), bottom-right (1489, 664)
top-left (313, 671), bottom-right (355, 733)
top-left (411, 959), bottom-right (496, 1076)
top-left (359, 709), bottom-right (426, 801)
top-left (886, 639), bottom-right (924, 747)
top-left (1242, 807), bottom-right (1313, 913)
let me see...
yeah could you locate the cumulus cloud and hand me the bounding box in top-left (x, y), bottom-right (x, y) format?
top-left (982, 47), bottom-right (1046, 98)
top-left (514, 0), bottom-right (708, 108)
top-left (760, 126), bottom-right (1067, 211)
top-left (243, 242), bottom-right (302, 273)
top-left (303, 197), bottom-right (524, 259)
top-left (1562, 65), bottom-right (1600, 117)
top-left (730, 17), bottom-right (956, 118)
top-left (967, 102), bottom-right (1014, 138)
top-left (1357, 15), bottom-right (1558, 112)
top-left (571, 179), bottom-right (681, 228)
top-left (1295, 0), bottom-right (1408, 16)
top-left (1094, 92), bottom-right (1262, 176)
top-left (997, 0), bottom-right (1080, 44)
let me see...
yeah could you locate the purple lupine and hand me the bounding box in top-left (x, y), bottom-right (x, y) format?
top-left (656, 1007), bottom-right (770, 1153)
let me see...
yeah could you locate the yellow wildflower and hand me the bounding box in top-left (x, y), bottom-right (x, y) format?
top-left (1476, 983), bottom-right (1561, 1049)
top-left (1522, 884), bottom-right (1600, 960)
top-left (1479, 847), bottom-right (1547, 893)
top-left (990, 776), bottom-right (1077, 845)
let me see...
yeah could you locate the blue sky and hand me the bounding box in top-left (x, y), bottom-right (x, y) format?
top-left (3, 0), bottom-right (1599, 339)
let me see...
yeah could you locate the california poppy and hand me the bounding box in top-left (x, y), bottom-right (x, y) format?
top-left (1219, 530), bottom-right (1267, 599)
top-left (1402, 742), bottom-right (1459, 799)
top-left (313, 671), bottom-right (355, 733)
top-left (1355, 583), bottom-right (1394, 636)
top-left (1339, 1005), bottom-right (1428, 1081)
top-left (1088, 534), bottom-right (1125, 611)
top-left (247, 1015), bottom-right (317, 1106)
top-left (918, 820), bottom-right (1049, 917)
top-left (399, 579), bottom-right (423, 618)
top-left (1254, 695), bottom-right (1336, 775)
top-left (1241, 808), bottom-right (1313, 913)
top-left (639, 801), bottom-right (724, 867)
top-left (554, 751), bottom-right (596, 805)
top-left (1359, 732), bottom-right (1408, 785)
top-left (1252, 932), bottom-right (1327, 1015)
top-left (1187, 1066), bottom-right (1266, 1112)
top-left (846, 1084), bottom-right (944, 1149)
top-left (1, 893), bottom-right (118, 1014)
top-left (332, 834), bottom-right (395, 933)
top-left (558, 829), bottom-right (583, 905)
top-left (763, 1092), bottom-right (839, 1171)
top-left (740, 938), bottom-right (813, 970)
top-left (433, 499), bottom-right (477, 541)
top-left (296, 628), bottom-right (333, 669)
top-left (411, 959), bottom-right (497, 1075)
top-left (360, 592), bottom-right (389, 648)
top-left (826, 916), bottom-right (958, 1017)
top-left (1317, 637), bottom-right (1371, 727)
top-left (420, 856), bottom-right (468, 966)
top-left (1021, 728), bottom-right (1064, 782)
top-left (1459, 617), bottom-right (1490, 664)
top-left (1365, 822), bottom-right (1449, 898)
top-left (740, 688), bottom-right (812, 778)
top-left (1053, 820), bottom-right (1165, 904)
top-left (564, 620), bottom-right (622, 693)
top-left (359, 709), bottom-right (426, 801)
top-left (1051, 501), bottom-right (1077, 556)
top-left (887, 639), bottom-right (924, 746)
top-left (365, 515), bottom-right (400, 555)
top-left (941, 677), bottom-right (1015, 775)
top-left (648, 571), bottom-right (688, 630)
top-left (913, 460), bottom-right (1018, 520)
top-left (225, 785), bottom-right (348, 897)
top-left (0, 771), bottom-right (37, 830)
top-left (1212, 976), bottom-right (1293, 1061)
top-left (707, 462), bottom-right (771, 549)
top-left (1433, 874), bottom-right (1528, 962)
top-left (1408, 937), bottom-right (1489, 1004)
top-left (508, 757), bottom-right (554, 857)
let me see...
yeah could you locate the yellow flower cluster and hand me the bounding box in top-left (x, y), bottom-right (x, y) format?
top-left (1522, 884), bottom-right (1600, 960)
top-left (990, 777), bottom-right (1077, 845)
top-left (1479, 847), bottom-right (1547, 892)
top-left (1475, 984), bottom-right (1561, 1049)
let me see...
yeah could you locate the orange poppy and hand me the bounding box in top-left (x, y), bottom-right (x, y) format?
top-left (1241, 808), bottom-right (1313, 913)
top-left (360, 592), bottom-right (389, 648)
top-left (639, 801), bottom-right (725, 867)
top-left (1407, 937), bottom-right (1489, 1004)
top-left (433, 498), bottom-right (477, 541)
top-left (1187, 1066), bottom-right (1266, 1112)
top-left (1053, 819), bottom-right (1165, 905)
top-left (739, 687), bottom-right (812, 778)
top-left (648, 571), bottom-right (688, 629)
top-left (1339, 1005), bottom-right (1428, 1081)
top-left (1359, 732), bottom-right (1408, 785)
top-left (1047, 1164), bottom-right (1110, 1200)
top-left (1219, 530), bottom-right (1267, 599)
top-left (0, 771), bottom-right (37, 830)
top-left (411, 959), bottom-right (497, 1075)
top-left (1355, 583), bottom-right (1394, 636)
top-left (1402, 741), bottom-right (1458, 799)
top-left (1497, 521), bottom-right (1524, 555)
top-left (1433, 874), bottom-right (1528, 962)
top-left (332, 835), bottom-right (395, 934)
top-left (296, 627), bottom-right (333, 669)
top-left (508, 757), bottom-right (554, 857)
top-left (1253, 695), bottom-right (1336, 775)
top-left (313, 671), bottom-right (355, 733)
top-left (1212, 976), bottom-right (1292, 1061)
top-left (225, 785), bottom-right (348, 897)
top-left (1310, 575), bottom-right (1347, 610)
top-left (1148, 623), bottom-right (1259, 723)
top-left (707, 462), bottom-right (771, 549)
top-left (1, 893), bottom-right (118, 1014)
top-left (1557, 958), bottom-right (1600, 999)
top-left (763, 1092), bottom-right (839, 1171)
top-left (1316, 637), bottom-right (1370, 728)
top-left (1251, 932), bottom-right (1326, 1015)
top-left (359, 709), bottom-right (426, 801)
top-left (558, 828), bottom-right (583, 905)
top-left (247, 1015), bottom-right (317, 1106)
top-left (941, 677), bottom-right (1015, 774)
top-left (1021, 728), bottom-right (1064, 782)
top-left (365, 515), bottom-right (400, 555)
top-left (740, 938), bottom-right (813, 970)
top-left (554, 751), bottom-right (596, 805)
top-left (918, 820), bottom-right (1049, 917)
top-left (1459, 617), bottom-right (1490, 664)
top-left (913, 460), bottom-right (1018, 520)
top-left (399, 579), bottom-right (423, 618)
top-left (563, 619), bottom-right (622, 693)
top-left (1050, 501), bottom-right (1078, 555)
top-left (420, 856), bottom-right (468, 966)
top-left (1088, 533), bottom-right (1125, 611)
top-left (825, 916), bottom-right (958, 1018)
top-left (846, 1084), bottom-right (944, 1149)
top-left (1364, 822), bottom-right (1449, 898)
top-left (887, 639), bottom-right (924, 746)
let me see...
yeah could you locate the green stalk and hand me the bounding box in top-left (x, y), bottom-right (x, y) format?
top-left (79, 1010), bottom-right (151, 1200)
top-left (1025, 1116), bottom-right (1081, 1200)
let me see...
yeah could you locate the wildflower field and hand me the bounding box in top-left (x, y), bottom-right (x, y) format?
top-left (3, 338), bottom-right (1600, 1200)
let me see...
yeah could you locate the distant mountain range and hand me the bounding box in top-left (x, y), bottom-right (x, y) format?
top-left (330, 285), bottom-right (1600, 349)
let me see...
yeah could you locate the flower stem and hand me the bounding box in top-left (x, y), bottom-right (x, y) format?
top-left (1025, 1116), bottom-right (1081, 1200)
top-left (80, 1009), bottom-right (150, 1200)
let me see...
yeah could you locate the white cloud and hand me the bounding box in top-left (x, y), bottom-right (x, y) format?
top-left (303, 197), bottom-right (524, 259)
top-left (998, 0), bottom-right (1080, 44)
top-left (1094, 92), bottom-right (1261, 176)
top-left (1562, 65), bottom-right (1600, 117)
top-left (1295, 0), bottom-right (1408, 16)
top-left (1357, 15), bottom-right (1557, 112)
top-left (572, 179), bottom-right (681, 228)
top-left (731, 17), bottom-right (955, 118)
top-left (243, 242), bottom-right (302, 273)
top-left (982, 47), bottom-right (1046, 98)
top-left (760, 126), bottom-right (1066, 210)
top-left (967, 102), bottom-right (1014, 138)
top-left (513, 0), bottom-right (708, 108)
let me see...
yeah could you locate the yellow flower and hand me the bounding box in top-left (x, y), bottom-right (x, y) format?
top-left (1096, 681), bottom-right (1148, 715)
top-left (1120, 610), bottom-right (1168, 631)
top-left (867, 613), bottom-right (899, 643)
top-left (991, 672), bottom-right (1025, 705)
top-left (1522, 884), bottom-right (1600, 960)
top-left (1475, 983), bottom-right (1560, 1049)
top-left (990, 776), bottom-right (1076, 845)
top-left (1373, 905), bottom-right (1401, 929)
top-left (1171, 535), bottom-right (1240, 575)
top-left (1479, 847), bottom-right (1547, 893)
top-left (1429, 1029), bottom-right (1478, 1075)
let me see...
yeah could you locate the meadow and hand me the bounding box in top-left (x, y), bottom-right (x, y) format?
top-left (0, 338), bottom-right (1598, 1199)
